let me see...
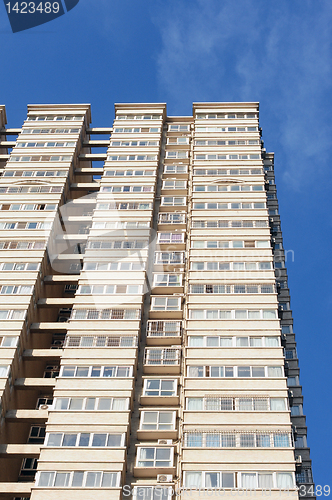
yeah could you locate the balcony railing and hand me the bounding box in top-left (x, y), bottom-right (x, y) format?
top-left (147, 321), bottom-right (182, 337)
top-left (144, 348), bottom-right (181, 365)
top-left (65, 335), bottom-right (138, 348)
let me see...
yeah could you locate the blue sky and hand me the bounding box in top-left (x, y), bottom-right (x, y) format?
top-left (1, 0), bottom-right (331, 487)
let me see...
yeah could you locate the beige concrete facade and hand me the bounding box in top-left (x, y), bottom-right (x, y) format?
top-left (0, 103), bottom-right (303, 500)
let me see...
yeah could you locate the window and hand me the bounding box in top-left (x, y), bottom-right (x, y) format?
top-left (191, 261), bottom-right (271, 271)
top-left (191, 240), bottom-right (269, 249)
top-left (116, 114), bottom-right (161, 120)
top-left (9, 155), bottom-right (71, 162)
top-left (192, 220), bottom-right (267, 229)
top-left (193, 202), bottom-right (266, 210)
top-left (0, 262), bottom-right (39, 271)
top-left (161, 197), bottom-right (186, 206)
top-left (0, 336), bottom-right (18, 347)
top-left (189, 309), bottom-right (277, 320)
top-left (193, 168), bottom-right (262, 176)
top-left (105, 169), bottom-right (155, 176)
top-left (0, 285), bottom-right (33, 295)
top-left (36, 471), bottom-right (120, 488)
top-left (290, 405), bottom-right (302, 416)
top-left (95, 202), bottom-right (152, 211)
top-left (187, 365), bottom-right (283, 378)
top-left (194, 153), bottom-right (260, 161)
top-left (87, 239), bottom-right (148, 250)
top-left (162, 180), bottom-right (187, 189)
top-left (164, 165), bottom-right (188, 174)
top-left (46, 432), bottom-right (124, 447)
top-left (144, 348), bottom-right (180, 365)
top-left (195, 113), bottom-right (257, 120)
top-left (16, 141), bottom-right (75, 148)
top-left (167, 137), bottom-right (189, 145)
top-left (60, 365), bottom-right (132, 378)
top-left (136, 447), bottom-right (173, 468)
top-left (184, 471), bottom-right (235, 489)
top-left (151, 297), bottom-right (181, 311)
top-left (3, 170), bottom-right (67, 178)
top-left (0, 221), bottom-right (53, 230)
top-left (83, 261), bottom-right (145, 271)
top-left (157, 233), bottom-right (184, 244)
top-left (72, 308), bottom-right (141, 320)
top-left (101, 185), bottom-right (153, 193)
top-left (65, 335), bottom-right (137, 348)
top-left (190, 283), bottom-right (274, 294)
top-left (21, 127), bottom-right (80, 134)
top-left (187, 335), bottom-right (279, 347)
top-left (287, 376), bottom-right (299, 386)
top-left (54, 397), bottom-right (129, 411)
top-left (143, 379), bottom-right (177, 397)
top-left (186, 397), bottom-right (285, 412)
top-left (133, 486), bottom-right (172, 500)
top-left (77, 284), bottom-right (142, 295)
top-left (110, 140), bottom-right (158, 147)
top-left (108, 154), bottom-right (157, 161)
top-left (0, 310), bottom-right (26, 320)
top-left (0, 186), bottom-right (62, 194)
top-left (147, 321), bottom-right (182, 337)
top-left (140, 411), bottom-right (176, 430)
top-left (27, 115), bottom-right (83, 121)
top-left (193, 184), bottom-right (263, 192)
top-left (168, 124), bottom-right (190, 131)
top-left (165, 151), bottom-right (188, 159)
top-left (184, 431), bottom-right (290, 448)
top-left (153, 274), bottom-right (182, 287)
top-left (113, 127), bottom-right (160, 133)
top-left (28, 425), bottom-right (46, 443)
top-left (20, 458), bottom-right (38, 477)
top-left (154, 252), bottom-right (184, 264)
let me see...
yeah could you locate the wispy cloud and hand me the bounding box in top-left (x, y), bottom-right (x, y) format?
top-left (151, 0), bottom-right (332, 189)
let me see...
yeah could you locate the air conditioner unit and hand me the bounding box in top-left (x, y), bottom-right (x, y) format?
top-left (157, 474), bottom-right (173, 483)
top-left (39, 404), bottom-right (53, 410)
top-left (158, 439), bottom-right (172, 445)
top-left (295, 455), bottom-right (302, 464)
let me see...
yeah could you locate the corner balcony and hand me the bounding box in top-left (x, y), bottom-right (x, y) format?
top-left (143, 348), bottom-right (181, 374)
top-left (146, 321), bottom-right (182, 346)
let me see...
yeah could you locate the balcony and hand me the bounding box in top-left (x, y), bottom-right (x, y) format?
top-left (143, 348), bottom-right (181, 374)
top-left (158, 212), bottom-right (186, 226)
top-left (152, 274), bottom-right (184, 294)
top-left (146, 321), bottom-right (182, 346)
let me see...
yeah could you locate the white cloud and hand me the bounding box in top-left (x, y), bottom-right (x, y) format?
top-left (152, 0), bottom-right (332, 188)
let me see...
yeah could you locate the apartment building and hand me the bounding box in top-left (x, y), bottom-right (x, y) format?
top-left (0, 102), bottom-right (314, 500)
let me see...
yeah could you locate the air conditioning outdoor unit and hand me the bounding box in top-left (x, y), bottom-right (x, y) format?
top-left (158, 439), bottom-right (172, 445)
top-left (157, 474), bottom-right (173, 483)
top-left (39, 404), bottom-right (53, 410)
top-left (295, 455), bottom-right (302, 464)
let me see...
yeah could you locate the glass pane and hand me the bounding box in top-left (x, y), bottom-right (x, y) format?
top-left (69, 398), bottom-right (83, 410)
top-left (98, 398), bottom-right (112, 410)
top-left (47, 433), bottom-right (62, 446)
top-left (72, 471), bottom-right (84, 487)
top-left (92, 434), bottom-right (107, 446)
top-left (62, 434), bottom-right (77, 446)
top-left (38, 472), bottom-right (55, 487)
top-left (102, 472), bottom-right (117, 487)
top-left (78, 433), bottom-right (90, 446)
top-left (54, 472), bottom-right (70, 487)
top-left (86, 472), bottom-right (102, 487)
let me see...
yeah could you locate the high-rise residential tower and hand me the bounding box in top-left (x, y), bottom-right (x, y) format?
top-left (0, 102), bottom-right (314, 500)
